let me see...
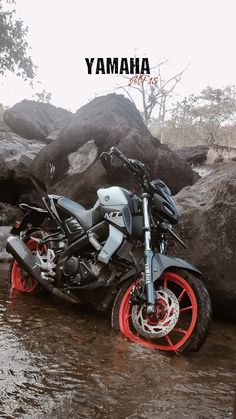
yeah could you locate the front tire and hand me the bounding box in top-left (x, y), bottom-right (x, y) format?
top-left (111, 270), bottom-right (212, 352)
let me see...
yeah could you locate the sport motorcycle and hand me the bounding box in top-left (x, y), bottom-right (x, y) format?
top-left (6, 146), bottom-right (212, 352)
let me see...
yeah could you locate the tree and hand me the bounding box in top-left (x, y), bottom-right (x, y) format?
top-left (33, 89), bottom-right (52, 103)
top-left (0, 0), bottom-right (35, 79)
top-left (116, 60), bottom-right (188, 142)
top-left (166, 86), bottom-right (236, 147)
top-left (0, 102), bottom-right (7, 121)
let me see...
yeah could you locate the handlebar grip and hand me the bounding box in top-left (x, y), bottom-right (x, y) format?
top-left (100, 147), bottom-right (151, 190)
top-left (100, 152), bottom-right (111, 171)
top-left (110, 147), bottom-right (132, 165)
top-left (110, 147), bottom-right (124, 159)
top-left (110, 146), bottom-right (118, 155)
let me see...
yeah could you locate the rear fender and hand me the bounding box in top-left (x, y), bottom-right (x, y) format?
top-left (152, 253), bottom-right (203, 280)
top-left (10, 209), bottom-right (49, 236)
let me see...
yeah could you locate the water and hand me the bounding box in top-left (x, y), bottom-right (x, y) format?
top-left (192, 165), bottom-right (213, 178)
top-left (0, 263), bottom-right (235, 419)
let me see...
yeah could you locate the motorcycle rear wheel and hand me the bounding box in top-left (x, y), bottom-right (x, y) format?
top-left (111, 270), bottom-right (212, 352)
top-left (9, 234), bottom-right (47, 295)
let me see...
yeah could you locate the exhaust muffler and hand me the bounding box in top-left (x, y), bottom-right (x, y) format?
top-left (6, 236), bottom-right (54, 292)
top-left (6, 236), bottom-right (79, 304)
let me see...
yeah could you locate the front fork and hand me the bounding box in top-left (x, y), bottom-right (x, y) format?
top-left (142, 194), bottom-right (156, 314)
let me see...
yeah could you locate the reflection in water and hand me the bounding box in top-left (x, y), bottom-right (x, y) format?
top-left (0, 263), bottom-right (235, 418)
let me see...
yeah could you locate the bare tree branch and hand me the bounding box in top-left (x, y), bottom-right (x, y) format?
top-left (115, 84), bottom-right (136, 105)
top-left (115, 60), bottom-right (189, 143)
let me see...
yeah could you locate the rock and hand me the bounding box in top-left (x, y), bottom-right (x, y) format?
top-left (0, 226), bottom-right (12, 262)
top-left (4, 100), bottom-right (74, 143)
top-left (0, 120), bottom-right (45, 204)
top-left (206, 145), bottom-right (236, 164)
top-left (176, 144), bottom-right (236, 166)
top-left (0, 202), bottom-right (23, 226)
top-left (172, 162), bottom-right (236, 321)
top-left (176, 145), bottom-right (210, 165)
top-left (30, 94), bottom-right (195, 207)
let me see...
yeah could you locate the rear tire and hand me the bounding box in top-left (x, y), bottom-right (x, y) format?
top-left (9, 233), bottom-right (47, 295)
top-left (111, 270), bottom-right (212, 352)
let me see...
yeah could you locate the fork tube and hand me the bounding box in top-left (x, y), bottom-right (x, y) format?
top-left (142, 193), bottom-right (156, 313)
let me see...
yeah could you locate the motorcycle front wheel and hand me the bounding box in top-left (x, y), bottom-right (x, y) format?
top-left (111, 270), bottom-right (212, 352)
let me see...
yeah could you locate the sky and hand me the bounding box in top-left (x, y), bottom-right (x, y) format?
top-left (0, 0), bottom-right (235, 112)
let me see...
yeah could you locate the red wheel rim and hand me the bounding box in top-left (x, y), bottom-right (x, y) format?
top-left (11, 239), bottom-right (41, 293)
top-left (119, 271), bottom-right (198, 351)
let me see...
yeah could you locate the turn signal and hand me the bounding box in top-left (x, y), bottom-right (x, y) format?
top-left (14, 221), bottom-right (21, 229)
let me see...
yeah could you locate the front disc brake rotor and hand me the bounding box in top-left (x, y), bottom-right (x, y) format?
top-left (131, 286), bottom-right (180, 339)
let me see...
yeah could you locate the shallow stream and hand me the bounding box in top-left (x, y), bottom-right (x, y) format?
top-left (0, 263), bottom-right (235, 419)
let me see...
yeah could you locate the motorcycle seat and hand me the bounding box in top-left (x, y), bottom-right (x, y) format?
top-left (57, 197), bottom-right (101, 230)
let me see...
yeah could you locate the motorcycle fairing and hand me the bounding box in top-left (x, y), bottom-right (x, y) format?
top-left (98, 224), bottom-right (124, 264)
top-left (97, 186), bottom-right (133, 234)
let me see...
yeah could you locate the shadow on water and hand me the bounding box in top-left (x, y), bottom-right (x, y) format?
top-left (0, 263), bottom-right (235, 419)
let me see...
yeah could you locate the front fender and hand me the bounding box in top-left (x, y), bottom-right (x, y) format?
top-left (152, 253), bottom-right (203, 281)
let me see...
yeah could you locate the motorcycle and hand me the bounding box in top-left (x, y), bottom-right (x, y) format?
top-left (6, 146), bottom-right (212, 352)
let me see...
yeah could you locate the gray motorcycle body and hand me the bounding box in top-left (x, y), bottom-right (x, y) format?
top-left (97, 186), bottom-right (133, 264)
top-left (97, 186), bottom-right (132, 231)
top-left (97, 186), bottom-right (203, 279)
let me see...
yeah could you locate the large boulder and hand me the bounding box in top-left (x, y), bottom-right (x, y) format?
top-left (30, 94), bottom-right (195, 207)
top-left (0, 120), bottom-right (45, 204)
top-left (0, 226), bottom-right (12, 262)
top-left (0, 202), bottom-right (22, 226)
top-left (4, 100), bottom-right (73, 143)
top-left (172, 162), bottom-right (236, 321)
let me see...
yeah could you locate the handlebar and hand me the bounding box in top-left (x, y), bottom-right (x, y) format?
top-left (100, 147), bottom-right (153, 192)
top-left (110, 147), bottom-right (140, 174)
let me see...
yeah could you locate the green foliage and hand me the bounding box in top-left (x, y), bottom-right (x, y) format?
top-left (0, 0), bottom-right (36, 79)
top-left (165, 86), bottom-right (236, 147)
top-left (173, 86), bottom-right (236, 127)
